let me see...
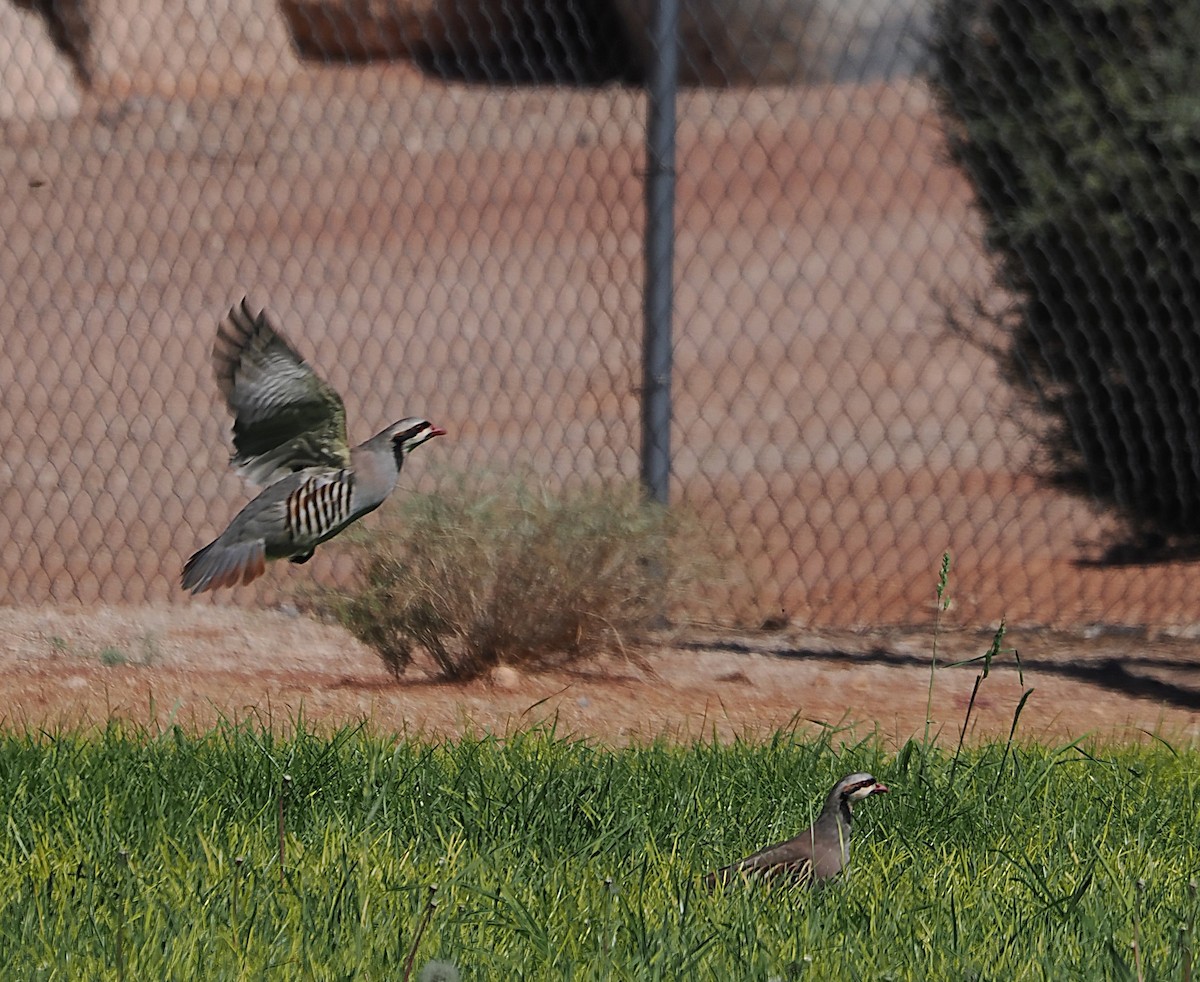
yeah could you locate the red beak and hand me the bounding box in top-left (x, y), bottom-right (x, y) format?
top-left (430, 426), bottom-right (447, 438)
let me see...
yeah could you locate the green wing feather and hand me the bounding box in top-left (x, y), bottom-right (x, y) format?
top-left (214, 299), bottom-right (350, 485)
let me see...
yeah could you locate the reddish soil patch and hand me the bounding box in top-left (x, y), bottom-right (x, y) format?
top-left (3, 606), bottom-right (1198, 747)
top-left (4, 72), bottom-right (1200, 740)
top-left (6, 72), bottom-right (1200, 631)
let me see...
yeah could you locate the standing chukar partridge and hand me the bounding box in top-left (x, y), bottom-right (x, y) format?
top-left (181, 299), bottom-right (444, 594)
top-left (704, 772), bottom-right (888, 886)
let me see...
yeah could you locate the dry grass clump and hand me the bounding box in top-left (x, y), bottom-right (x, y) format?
top-left (315, 474), bottom-right (713, 680)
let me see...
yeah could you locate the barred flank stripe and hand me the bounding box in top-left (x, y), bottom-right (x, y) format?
top-left (286, 470), bottom-right (353, 541)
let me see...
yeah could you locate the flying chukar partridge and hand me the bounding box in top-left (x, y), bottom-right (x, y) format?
top-left (181, 299), bottom-right (444, 594)
top-left (704, 772), bottom-right (888, 886)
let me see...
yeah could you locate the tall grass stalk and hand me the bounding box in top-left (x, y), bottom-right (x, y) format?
top-left (922, 552), bottom-right (953, 774)
top-left (992, 686), bottom-right (1035, 795)
top-left (1184, 879), bottom-right (1197, 982)
top-left (278, 773), bottom-right (291, 886)
top-left (401, 884), bottom-right (439, 982)
top-left (115, 848), bottom-right (129, 981)
top-left (946, 618), bottom-right (1028, 791)
top-left (947, 618), bottom-right (1004, 787)
top-left (1133, 878), bottom-right (1147, 982)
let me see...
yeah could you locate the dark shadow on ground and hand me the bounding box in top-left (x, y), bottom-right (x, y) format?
top-left (683, 640), bottom-right (1200, 711)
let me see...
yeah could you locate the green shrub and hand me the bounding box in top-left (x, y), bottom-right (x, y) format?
top-left (930, 0), bottom-right (1200, 555)
top-left (313, 474), bottom-right (713, 679)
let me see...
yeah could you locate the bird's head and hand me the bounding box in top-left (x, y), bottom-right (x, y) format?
top-left (836, 772), bottom-right (889, 805)
top-left (386, 418), bottom-right (446, 464)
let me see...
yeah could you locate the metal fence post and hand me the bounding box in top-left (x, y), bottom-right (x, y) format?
top-left (641, 0), bottom-right (679, 506)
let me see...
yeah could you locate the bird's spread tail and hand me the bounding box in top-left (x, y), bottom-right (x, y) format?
top-left (181, 537), bottom-right (267, 594)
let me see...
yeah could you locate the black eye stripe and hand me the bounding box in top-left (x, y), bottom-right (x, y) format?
top-left (394, 423), bottom-right (427, 443)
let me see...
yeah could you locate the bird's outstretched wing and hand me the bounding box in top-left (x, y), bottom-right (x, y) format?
top-left (214, 299), bottom-right (350, 485)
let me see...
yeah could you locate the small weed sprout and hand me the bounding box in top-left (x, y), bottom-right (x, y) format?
top-left (312, 473), bottom-right (714, 679)
top-left (99, 647), bottom-right (127, 667)
top-left (136, 633), bottom-right (162, 666)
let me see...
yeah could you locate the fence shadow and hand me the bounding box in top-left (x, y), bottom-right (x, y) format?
top-left (683, 639), bottom-right (1200, 712)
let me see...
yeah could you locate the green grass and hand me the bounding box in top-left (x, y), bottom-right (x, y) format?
top-left (0, 722), bottom-right (1194, 979)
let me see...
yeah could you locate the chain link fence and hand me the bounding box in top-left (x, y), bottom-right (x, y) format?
top-left (2, 0), bottom-right (1198, 630)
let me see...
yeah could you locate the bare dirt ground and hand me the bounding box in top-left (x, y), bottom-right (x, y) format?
top-left (3, 68), bottom-right (1200, 744)
top-left (7, 70), bottom-right (1200, 630)
top-left (2, 605), bottom-right (1198, 747)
